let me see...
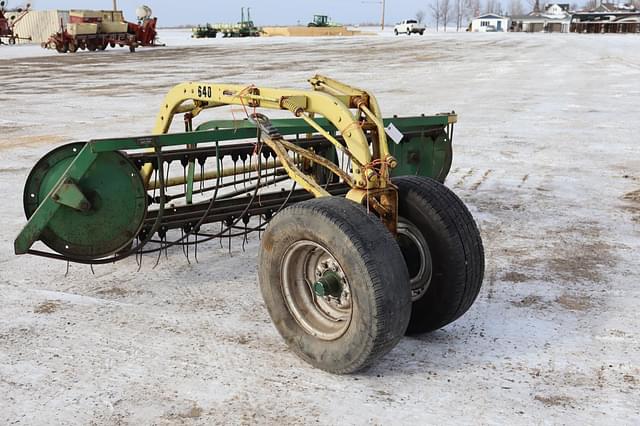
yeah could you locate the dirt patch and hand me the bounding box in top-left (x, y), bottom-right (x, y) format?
top-left (469, 169), bottom-right (493, 191)
top-left (503, 271), bottom-right (530, 283)
top-left (0, 134), bottom-right (66, 151)
top-left (555, 294), bottom-right (593, 311)
top-left (511, 295), bottom-right (543, 308)
top-left (622, 190), bottom-right (640, 223)
top-left (546, 223), bottom-right (616, 284)
top-left (34, 300), bottom-right (60, 314)
top-left (95, 287), bottom-right (129, 298)
top-left (534, 395), bottom-right (576, 408)
top-left (623, 189), bottom-right (640, 202)
top-left (164, 403), bottom-right (203, 420)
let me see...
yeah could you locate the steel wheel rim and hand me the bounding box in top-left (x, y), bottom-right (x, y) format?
top-left (281, 240), bottom-right (352, 341)
top-left (397, 217), bottom-right (432, 301)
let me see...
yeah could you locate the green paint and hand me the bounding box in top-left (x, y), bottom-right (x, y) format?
top-left (313, 271), bottom-right (343, 297)
top-left (17, 142), bottom-right (146, 259)
top-left (389, 130), bottom-right (452, 183)
top-left (52, 179), bottom-right (91, 212)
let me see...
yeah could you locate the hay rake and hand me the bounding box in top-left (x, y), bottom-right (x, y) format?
top-left (15, 75), bottom-right (484, 373)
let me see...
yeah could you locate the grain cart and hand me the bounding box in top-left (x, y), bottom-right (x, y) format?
top-left (14, 76), bottom-right (484, 373)
top-left (0, 1), bottom-right (31, 45)
top-left (44, 5), bottom-right (158, 53)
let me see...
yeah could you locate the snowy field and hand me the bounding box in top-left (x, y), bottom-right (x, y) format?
top-left (1, 29), bottom-right (639, 424)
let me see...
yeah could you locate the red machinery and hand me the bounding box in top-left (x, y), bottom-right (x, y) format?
top-left (44, 6), bottom-right (160, 53)
top-left (0, 1), bottom-right (31, 45)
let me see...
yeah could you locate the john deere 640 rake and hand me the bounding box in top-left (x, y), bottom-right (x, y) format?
top-left (15, 75), bottom-right (484, 373)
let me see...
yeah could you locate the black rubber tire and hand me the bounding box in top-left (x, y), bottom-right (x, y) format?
top-left (56, 42), bottom-right (68, 53)
top-left (394, 29), bottom-right (398, 35)
top-left (393, 176), bottom-right (484, 334)
top-left (259, 197), bottom-right (411, 374)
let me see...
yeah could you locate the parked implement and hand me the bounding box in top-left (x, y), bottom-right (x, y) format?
top-left (308, 14), bottom-right (338, 27)
top-left (15, 76), bottom-right (484, 373)
top-left (0, 1), bottom-right (31, 45)
top-left (192, 7), bottom-right (260, 38)
top-left (43, 5), bottom-right (158, 53)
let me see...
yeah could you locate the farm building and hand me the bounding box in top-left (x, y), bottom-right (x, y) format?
top-left (510, 3), bottom-right (572, 32)
top-left (570, 3), bottom-right (640, 33)
top-left (12, 10), bottom-right (69, 43)
top-left (470, 14), bottom-right (509, 32)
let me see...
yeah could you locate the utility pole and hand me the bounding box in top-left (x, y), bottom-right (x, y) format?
top-left (112, 0), bottom-right (117, 11)
top-left (362, 0), bottom-right (386, 30)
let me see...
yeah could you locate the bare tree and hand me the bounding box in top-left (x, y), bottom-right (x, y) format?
top-left (466, 0), bottom-right (480, 21)
top-left (430, 0), bottom-right (442, 31)
top-left (484, 0), bottom-right (500, 14)
top-left (583, 0), bottom-right (597, 10)
top-left (440, 0), bottom-right (451, 31)
top-left (455, 0), bottom-right (464, 30)
top-left (525, 0), bottom-right (541, 13)
top-left (509, 0), bottom-right (524, 16)
top-left (416, 9), bottom-right (426, 23)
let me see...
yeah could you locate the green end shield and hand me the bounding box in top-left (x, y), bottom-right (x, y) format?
top-left (22, 143), bottom-right (147, 260)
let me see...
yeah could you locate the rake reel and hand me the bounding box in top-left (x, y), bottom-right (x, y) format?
top-left (15, 75), bottom-right (484, 373)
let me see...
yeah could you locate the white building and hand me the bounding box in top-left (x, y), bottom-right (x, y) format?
top-left (12, 10), bottom-right (69, 43)
top-left (510, 3), bottom-right (572, 32)
top-left (471, 14), bottom-right (510, 32)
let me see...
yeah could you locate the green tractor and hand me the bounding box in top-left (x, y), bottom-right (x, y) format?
top-left (308, 14), bottom-right (332, 27)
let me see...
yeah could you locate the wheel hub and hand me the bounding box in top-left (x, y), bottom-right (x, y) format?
top-left (281, 240), bottom-right (352, 340)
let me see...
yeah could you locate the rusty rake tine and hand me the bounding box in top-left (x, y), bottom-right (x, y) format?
top-left (164, 234), bottom-right (169, 259)
top-left (183, 165), bottom-right (187, 198)
top-left (153, 237), bottom-right (163, 269)
top-left (194, 233), bottom-right (199, 263)
top-left (137, 239), bottom-right (144, 272)
top-left (152, 169), bottom-right (158, 200)
top-left (243, 157), bottom-right (247, 191)
top-left (185, 233), bottom-right (191, 265)
top-left (233, 161), bottom-right (237, 190)
top-left (180, 228), bottom-right (187, 257)
top-left (200, 163), bottom-right (205, 192)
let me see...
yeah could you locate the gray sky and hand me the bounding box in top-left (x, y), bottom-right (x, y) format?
top-left (27, 0), bottom-right (436, 26)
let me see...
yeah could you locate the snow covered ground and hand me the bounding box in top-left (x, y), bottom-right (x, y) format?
top-left (1, 30), bottom-right (639, 425)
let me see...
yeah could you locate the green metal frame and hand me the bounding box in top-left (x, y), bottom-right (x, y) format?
top-left (14, 114), bottom-right (455, 256)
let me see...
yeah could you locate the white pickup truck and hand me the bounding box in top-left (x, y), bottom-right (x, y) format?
top-left (394, 20), bottom-right (425, 35)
